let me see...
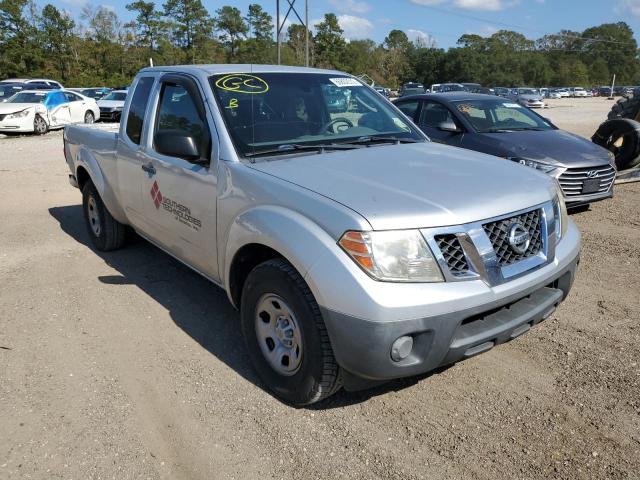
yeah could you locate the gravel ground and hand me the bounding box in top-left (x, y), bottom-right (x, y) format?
top-left (0, 101), bottom-right (639, 480)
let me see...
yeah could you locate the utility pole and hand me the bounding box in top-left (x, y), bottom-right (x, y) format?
top-left (276, 0), bottom-right (309, 66)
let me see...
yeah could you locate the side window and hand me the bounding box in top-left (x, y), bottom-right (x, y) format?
top-left (396, 101), bottom-right (419, 120)
top-left (419, 101), bottom-right (455, 128)
top-left (153, 82), bottom-right (211, 163)
top-left (64, 92), bottom-right (81, 102)
top-left (125, 77), bottom-right (154, 145)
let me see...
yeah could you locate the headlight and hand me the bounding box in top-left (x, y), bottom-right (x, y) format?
top-left (6, 108), bottom-right (30, 119)
top-left (339, 230), bottom-right (444, 282)
top-left (511, 158), bottom-right (557, 173)
top-left (553, 183), bottom-right (569, 241)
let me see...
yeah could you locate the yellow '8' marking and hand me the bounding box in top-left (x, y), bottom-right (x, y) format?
top-left (227, 98), bottom-right (238, 109)
top-left (215, 74), bottom-right (269, 94)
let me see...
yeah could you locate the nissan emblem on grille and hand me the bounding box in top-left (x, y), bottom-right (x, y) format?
top-left (508, 223), bottom-right (530, 254)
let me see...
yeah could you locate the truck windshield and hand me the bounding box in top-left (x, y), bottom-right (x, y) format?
top-left (210, 72), bottom-right (423, 158)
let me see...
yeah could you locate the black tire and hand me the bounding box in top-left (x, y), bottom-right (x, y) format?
top-left (84, 111), bottom-right (95, 124)
top-left (33, 114), bottom-right (48, 135)
top-left (592, 118), bottom-right (640, 170)
top-left (82, 180), bottom-right (126, 251)
top-left (241, 258), bottom-right (342, 405)
top-left (608, 90), bottom-right (640, 120)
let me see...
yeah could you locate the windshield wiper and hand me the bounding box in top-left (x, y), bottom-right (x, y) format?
top-left (481, 128), bottom-right (514, 133)
top-left (339, 136), bottom-right (420, 146)
top-left (244, 143), bottom-right (361, 158)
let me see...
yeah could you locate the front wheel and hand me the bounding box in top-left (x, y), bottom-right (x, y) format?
top-left (33, 115), bottom-right (48, 135)
top-left (82, 180), bottom-right (126, 251)
top-left (241, 258), bottom-right (342, 405)
top-left (84, 111), bottom-right (95, 124)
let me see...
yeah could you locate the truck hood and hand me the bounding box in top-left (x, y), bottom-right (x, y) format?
top-left (477, 129), bottom-right (612, 168)
top-left (0, 103), bottom-right (43, 114)
top-left (249, 142), bottom-right (555, 230)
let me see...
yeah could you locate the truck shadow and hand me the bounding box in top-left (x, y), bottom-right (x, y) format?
top-left (49, 204), bottom-right (447, 409)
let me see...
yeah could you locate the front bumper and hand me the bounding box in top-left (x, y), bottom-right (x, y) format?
top-left (99, 109), bottom-right (121, 121)
top-left (310, 218), bottom-right (580, 385)
top-left (0, 114), bottom-right (36, 132)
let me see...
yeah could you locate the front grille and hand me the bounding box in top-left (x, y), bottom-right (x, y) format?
top-left (435, 234), bottom-right (469, 276)
top-left (483, 209), bottom-right (543, 266)
top-left (558, 165), bottom-right (616, 197)
top-left (0, 114), bottom-right (5, 121)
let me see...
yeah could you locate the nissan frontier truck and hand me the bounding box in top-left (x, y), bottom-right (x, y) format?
top-left (63, 65), bottom-right (580, 405)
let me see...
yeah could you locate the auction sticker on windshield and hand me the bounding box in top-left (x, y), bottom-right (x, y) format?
top-left (503, 103), bottom-right (522, 108)
top-left (329, 77), bottom-right (362, 87)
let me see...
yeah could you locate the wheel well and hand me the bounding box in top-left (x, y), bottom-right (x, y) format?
top-left (229, 244), bottom-right (283, 309)
top-left (76, 166), bottom-right (90, 191)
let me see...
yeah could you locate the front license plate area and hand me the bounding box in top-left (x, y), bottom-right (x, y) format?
top-left (582, 178), bottom-right (600, 194)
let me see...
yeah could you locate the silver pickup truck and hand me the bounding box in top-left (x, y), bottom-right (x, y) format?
top-left (64, 65), bottom-right (580, 405)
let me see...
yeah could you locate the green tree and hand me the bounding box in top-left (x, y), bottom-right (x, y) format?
top-left (40, 4), bottom-right (75, 81)
top-left (163, 0), bottom-right (213, 63)
top-left (214, 5), bottom-right (247, 59)
top-left (245, 4), bottom-right (272, 40)
top-left (0, 0), bottom-right (41, 76)
top-left (126, 0), bottom-right (165, 52)
top-left (314, 13), bottom-right (345, 68)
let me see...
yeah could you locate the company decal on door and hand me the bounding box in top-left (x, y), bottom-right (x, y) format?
top-left (150, 180), bottom-right (202, 231)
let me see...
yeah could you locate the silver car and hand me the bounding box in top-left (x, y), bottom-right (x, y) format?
top-left (63, 65), bottom-right (580, 405)
top-left (511, 88), bottom-right (545, 108)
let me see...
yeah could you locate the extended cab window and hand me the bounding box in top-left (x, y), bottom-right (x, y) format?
top-left (153, 82), bottom-right (211, 163)
top-left (126, 77), bottom-right (154, 145)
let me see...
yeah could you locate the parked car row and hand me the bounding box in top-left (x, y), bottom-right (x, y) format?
top-left (0, 78), bottom-right (129, 135)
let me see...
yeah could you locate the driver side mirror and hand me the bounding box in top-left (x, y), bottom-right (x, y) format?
top-left (438, 121), bottom-right (461, 133)
top-left (154, 130), bottom-right (206, 164)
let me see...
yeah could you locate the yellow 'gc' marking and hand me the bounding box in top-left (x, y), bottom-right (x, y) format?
top-left (215, 74), bottom-right (269, 94)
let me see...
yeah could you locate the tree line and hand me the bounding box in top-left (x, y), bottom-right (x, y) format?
top-left (1, 0), bottom-right (638, 88)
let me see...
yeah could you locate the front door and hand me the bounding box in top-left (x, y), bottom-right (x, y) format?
top-left (138, 75), bottom-right (219, 280)
top-left (46, 91), bottom-right (72, 127)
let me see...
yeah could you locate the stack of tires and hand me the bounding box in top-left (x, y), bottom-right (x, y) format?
top-left (592, 89), bottom-right (640, 171)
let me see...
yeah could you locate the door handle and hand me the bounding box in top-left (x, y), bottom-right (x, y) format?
top-left (141, 163), bottom-right (156, 175)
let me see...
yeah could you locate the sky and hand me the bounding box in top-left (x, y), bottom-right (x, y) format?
top-left (46, 0), bottom-right (640, 49)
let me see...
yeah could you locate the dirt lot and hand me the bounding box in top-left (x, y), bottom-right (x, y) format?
top-left (1, 99), bottom-right (639, 480)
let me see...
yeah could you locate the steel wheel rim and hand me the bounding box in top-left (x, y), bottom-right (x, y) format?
top-left (85, 112), bottom-right (94, 124)
top-left (87, 195), bottom-right (101, 236)
top-left (255, 294), bottom-right (303, 376)
top-left (34, 117), bottom-right (46, 133)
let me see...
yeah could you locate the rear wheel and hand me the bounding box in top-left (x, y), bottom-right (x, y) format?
top-left (82, 180), bottom-right (126, 251)
top-left (33, 115), bottom-right (48, 135)
top-left (84, 111), bottom-right (95, 124)
top-left (241, 258), bottom-right (342, 405)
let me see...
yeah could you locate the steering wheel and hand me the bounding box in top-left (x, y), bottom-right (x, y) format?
top-left (323, 117), bottom-right (354, 133)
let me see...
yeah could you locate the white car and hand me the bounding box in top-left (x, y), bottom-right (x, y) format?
top-left (0, 90), bottom-right (99, 135)
top-left (97, 90), bottom-right (128, 121)
top-left (571, 87), bottom-right (588, 98)
top-left (556, 89), bottom-right (571, 98)
top-left (547, 90), bottom-right (562, 99)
